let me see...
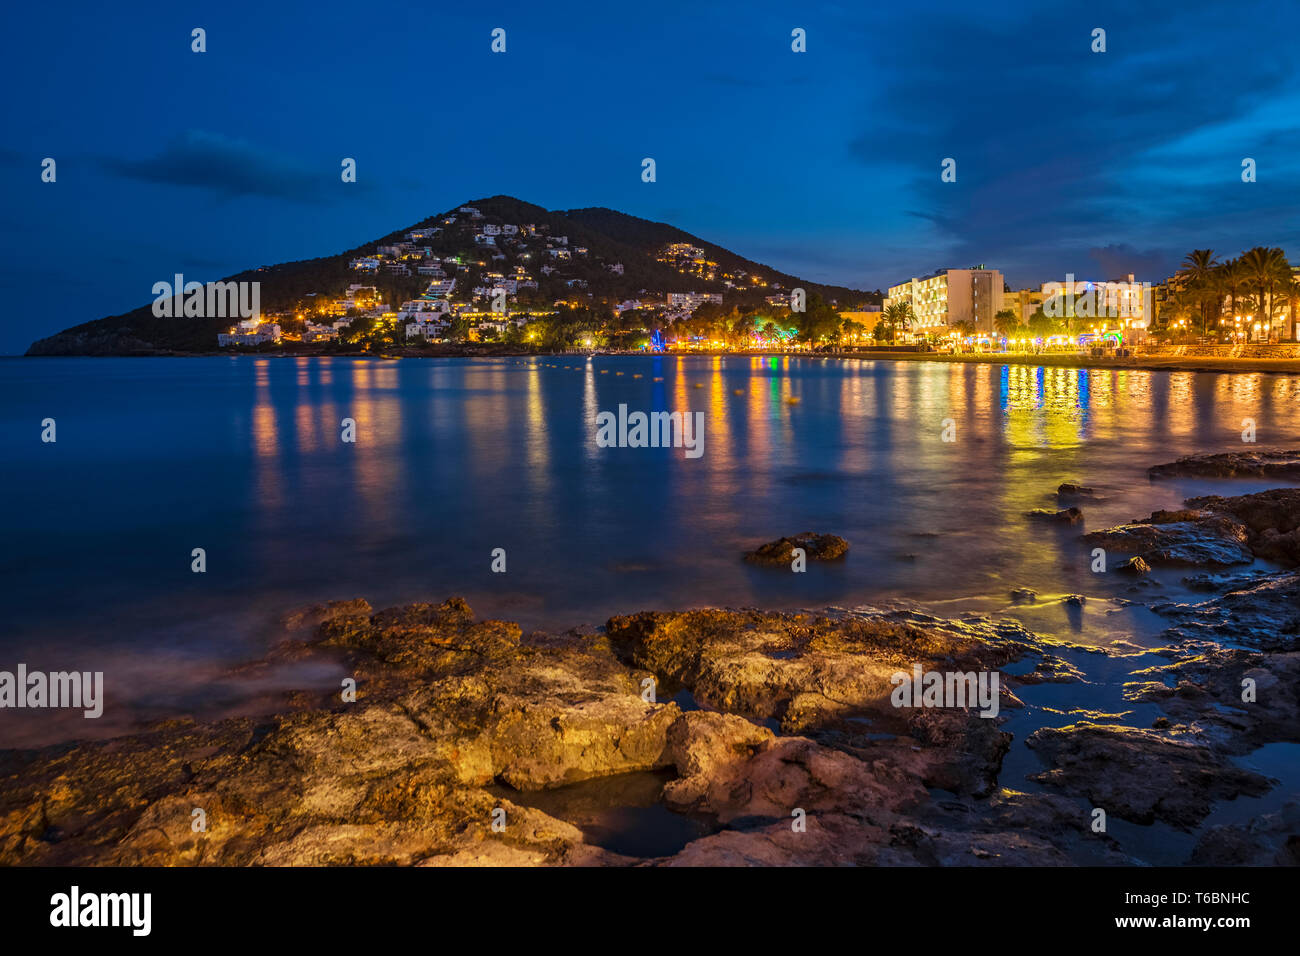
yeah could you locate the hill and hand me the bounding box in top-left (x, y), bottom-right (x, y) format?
top-left (26, 195), bottom-right (874, 355)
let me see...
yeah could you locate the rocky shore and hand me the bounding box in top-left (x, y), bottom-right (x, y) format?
top-left (2, 452), bottom-right (1297, 867)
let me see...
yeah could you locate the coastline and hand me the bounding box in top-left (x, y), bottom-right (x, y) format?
top-left (3, 459), bottom-right (1297, 867)
top-left (15, 347), bottom-right (1300, 375)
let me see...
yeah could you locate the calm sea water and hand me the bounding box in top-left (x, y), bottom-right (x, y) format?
top-left (3, 355), bottom-right (1300, 747)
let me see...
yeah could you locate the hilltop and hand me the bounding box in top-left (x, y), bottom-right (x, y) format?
top-left (25, 196), bottom-right (874, 355)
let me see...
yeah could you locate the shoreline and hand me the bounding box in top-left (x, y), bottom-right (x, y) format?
top-left (14, 348), bottom-right (1300, 375)
top-left (2, 466), bottom-right (1297, 866)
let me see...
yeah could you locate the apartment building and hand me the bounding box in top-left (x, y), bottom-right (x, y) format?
top-left (887, 268), bottom-right (1004, 333)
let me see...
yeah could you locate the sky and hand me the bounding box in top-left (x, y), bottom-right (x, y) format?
top-left (3, 0), bottom-right (1300, 353)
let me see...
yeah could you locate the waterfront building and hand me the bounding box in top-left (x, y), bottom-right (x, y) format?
top-left (888, 268), bottom-right (1005, 334)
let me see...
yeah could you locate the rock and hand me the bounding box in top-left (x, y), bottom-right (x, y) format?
top-left (1066, 594), bottom-right (1086, 607)
top-left (1150, 569), bottom-right (1300, 650)
top-left (1117, 556), bottom-right (1152, 575)
top-left (1058, 483), bottom-right (1096, 496)
top-left (281, 598), bottom-right (372, 632)
top-left (1123, 647), bottom-right (1300, 750)
top-left (1183, 489), bottom-right (1300, 566)
top-left (1010, 587), bottom-right (1037, 603)
top-left (1026, 723), bottom-right (1274, 828)
top-left (663, 711), bottom-right (926, 824)
top-left (1057, 483), bottom-right (1104, 501)
top-left (1027, 507), bottom-right (1083, 525)
top-left (1190, 799), bottom-right (1300, 865)
top-left (1181, 569), bottom-right (1272, 593)
top-left (744, 533), bottom-right (849, 565)
top-left (661, 788), bottom-right (1135, 867)
top-left (1084, 512), bottom-right (1252, 568)
top-left (607, 607), bottom-right (1063, 797)
top-left (1149, 449), bottom-right (1300, 481)
top-left (0, 597), bottom-right (681, 866)
top-left (0, 592), bottom-right (1276, 868)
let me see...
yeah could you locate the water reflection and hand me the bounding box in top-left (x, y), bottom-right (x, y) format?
top-left (9, 355), bottom-right (1300, 659)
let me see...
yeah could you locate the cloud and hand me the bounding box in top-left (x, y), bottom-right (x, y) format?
top-left (1086, 244), bottom-right (1176, 281)
top-left (100, 131), bottom-right (329, 201)
top-left (840, 0), bottom-right (1300, 285)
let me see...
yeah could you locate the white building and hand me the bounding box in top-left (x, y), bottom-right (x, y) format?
top-left (303, 322), bottom-right (339, 343)
top-left (888, 268), bottom-right (1005, 334)
top-left (668, 292), bottom-right (723, 311)
top-left (406, 319), bottom-right (450, 340)
top-left (218, 320), bottom-right (281, 346)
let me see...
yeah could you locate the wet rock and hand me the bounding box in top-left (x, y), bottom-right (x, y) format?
top-left (1117, 556), bottom-right (1152, 575)
top-left (1150, 569), bottom-right (1300, 651)
top-left (0, 595), bottom-right (1246, 868)
top-left (1181, 569), bottom-right (1272, 592)
top-left (1057, 483), bottom-right (1104, 502)
top-left (1149, 449), bottom-right (1300, 481)
top-left (1124, 646), bottom-right (1300, 750)
top-left (1190, 799), bottom-right (1300, 865)
top-left (661, 788), bottom-right (1134, 867)
top-left (0, 598), bottom-right (680, 865)
top-left (1066, 595), bottom-right (1086, 607)
top-left (1183, 489), bottom-right (1300, 567)
top-left (1084, 513), bottom-right (1252, 568)
top-left (1026, 723), bottom-right (1274, 828)
top-left (1027, 507), bottom-right (1083, 525)
top-left (281, 598), bottom-right (372, 632)
top-left (1058, 483), bottom-right (1096, 496)
top-left (744, 533), bottom-right (848, 565)
top-left (1010, 587), bottom-right (1037, 603)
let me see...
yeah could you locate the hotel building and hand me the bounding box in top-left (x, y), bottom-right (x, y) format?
top-left (887, 268), bottom-right (1005, 334)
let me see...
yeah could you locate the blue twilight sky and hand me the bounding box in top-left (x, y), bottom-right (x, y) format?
top-left (3, 0), bottom-right (1299, 353)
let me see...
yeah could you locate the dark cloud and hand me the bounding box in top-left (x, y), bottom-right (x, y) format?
top-left (100, 131), bottom-right (329, 201)
top-left (844, 0), bottom-right (1300, 284)
top-left (1086, 244), bottom-right (1176, 281)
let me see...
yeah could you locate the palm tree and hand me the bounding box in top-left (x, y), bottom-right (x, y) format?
top-left (1286, 276), bottom-right (1300, 343)
top-left (1161, 289), bottom-right (1194, 337)
top-left (1240, 246), bottom-right (1290, 341)
top-left (1215, 257), bottom-right (1243, 321)
top-left (1177, 249), bottom-right (1220, 333)
top-left (994, 308), bottom-right (1019, 338)
top-left (882, 301), bottom-right (914, 343)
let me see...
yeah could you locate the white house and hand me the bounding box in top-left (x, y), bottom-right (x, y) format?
top-left (218, 321), bottom-right (281, 346)
top-left (303, 322), bottom-right (338, 343)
